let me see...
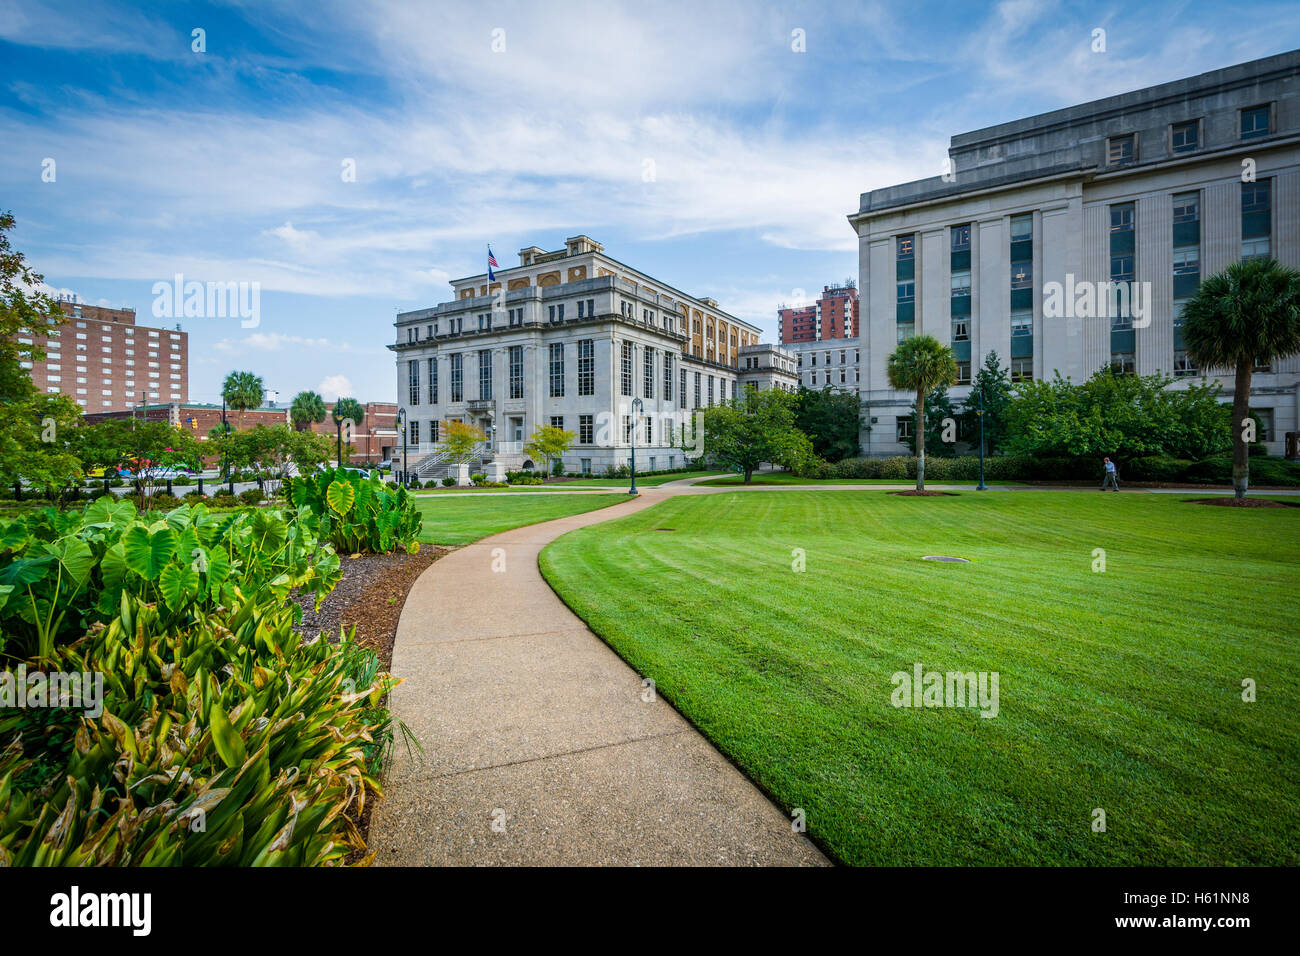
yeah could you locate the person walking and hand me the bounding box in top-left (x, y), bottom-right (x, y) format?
top-left (1100, 456), bottom-right (1119, 491)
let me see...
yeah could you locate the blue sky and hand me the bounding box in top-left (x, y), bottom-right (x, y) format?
top-left (3, 0), bottom-right (1299, 404)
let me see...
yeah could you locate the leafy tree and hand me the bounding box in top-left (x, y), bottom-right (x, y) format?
top-left (961, 350), bottom-right (1014, 456)
top-left (75, 418), bottom-right (200, 508)
top-left (442, 420), bottom-right (486, 466)
top-left (221, 370), bottom-right (264, 430)
top-left (0, 212), bottom-right (84, 492)
top-left (226, 424), bottom-right (332, 495)
top-left (793, 386), bottom-right (861, 461)
top-left (1001, 368), bottom-right (1232, 463)
top-left (887, 335), bottom-right (957, 491)
top-left (524, 424), bottom-right (576, 478)
top-left (290, 390), bottom-right (327, 431)
top-left (1182, 258), bottom-right (1300, 497)
top-left (699, 388), bottom-right (814, 483)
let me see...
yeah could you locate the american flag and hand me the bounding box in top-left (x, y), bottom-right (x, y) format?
top-left (487, 246), bottom-right (498, 280)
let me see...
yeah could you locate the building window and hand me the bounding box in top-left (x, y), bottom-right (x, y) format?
top-left (694, 372), bottom-right (701, 408)
top-left (680, 368), bottom-right (687, 409)
top-left (428, 358), bottom-right (438, 404)
top-left (1109, 352), bottom-right (1135, 376)
top-left (1242, 180), bottom-right (1271, 259)
top-left (897, 323), bottom-right (914, 343)
top-left (407, 359), bottom-right (420, 406)
top-left (621, 341), bottom-right (633, 396)
top-left (950, 270), bottom-right (971, 296)
top-left (1172, 192), bottom-right (1199, 224)
top-left (550, 415), bottom-right (564, 431)
top-left (1011, 311), bottom-right (1033, 336)
top-left (450, 353), bottom-right (463, 402)
top-left (1010, 261), bottom-right (1032, 290)
top-left (1171, 120), bottom-right (1199, 153)
top-left (580, 458), bottom-right (592, 475)
top-left (956, 360), bottom-right (971, 384)
top-left (1172, 247), bottom-right (1199, 276)
top-left (1240, 105), bottom-right (1270, 140)
top-left (952, 319), bottom-right (970, 342)
top-left (895, 417), bottom-right (913, 441)
top-left (1252, 408), bottom-right (1274, 442)
top-left (1110, 204), bottom-right (1134, 233)
top-left (707, 375), bottom-right (714, 406)
top-left (951, 224), bottom-right (971, 251)
top-left (663, 353), bottom-right (673, 402)
top-left (896, 235), bottom-right (914, 259)
top-left (1106, 133), bottom-right (1136, 165)
top-left (509, 345), bottom-right (524, 399)
top-left (896, 280), bottom-right (915, 302)
top-left (410, 420), bottom-right (420, 444)
top-left (623, 415), bottom-right (633, 443)
top-left (1110, 254), bottom-right (1135, 282)
top-left (1173, 349), bottom-right (1196, 377)
top-left (478, 349), bottom-right (492, 400)
top-left (643, 346), bottom-right (655, 399)
top-left (579, 414), bottom-right (594, 444)
top-left (1010, 214), bottom-right (1033, 241)
top-left (578, 339), bottom-right (594, 395)
top-left (549, 342), bottom-right (565, 397)
top-left (1011, 356), bottom-right (1034, 381)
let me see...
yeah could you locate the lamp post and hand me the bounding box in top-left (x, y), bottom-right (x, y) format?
top-left (976, 386), bottom-right (987, 491)
top-left (397, 407), bottom-right (408, 487)
top-left (629, 397), bottom-right (642, 495)
top-left (332, 404), bottom-right (344, 469)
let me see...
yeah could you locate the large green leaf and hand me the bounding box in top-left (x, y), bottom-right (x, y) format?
top-left (325, 480), bottom-right (354, 516)
top-left (53, 538), bottom-right (95, 589)
top-left (0, 554), bottom-right (56, 587)
top-left (121, 526), bottom-right (177, 580)
top-left (158, 562), bottom-right (200, 610)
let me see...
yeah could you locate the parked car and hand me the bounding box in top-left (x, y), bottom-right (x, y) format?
top-left (138, 466), bottom-right (192, 480)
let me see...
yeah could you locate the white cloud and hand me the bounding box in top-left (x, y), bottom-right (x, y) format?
top-left (317, 374), bottom-right (354, 401)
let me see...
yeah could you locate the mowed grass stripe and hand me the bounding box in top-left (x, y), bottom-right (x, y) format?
top-left (539, 490), bottom-right (1300, 865)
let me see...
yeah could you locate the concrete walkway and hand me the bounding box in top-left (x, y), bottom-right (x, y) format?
top-left (369, 479), bottom-right (828, 866)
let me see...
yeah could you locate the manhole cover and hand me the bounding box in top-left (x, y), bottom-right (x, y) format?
top-left (922, 555), bottom-right (969, 563)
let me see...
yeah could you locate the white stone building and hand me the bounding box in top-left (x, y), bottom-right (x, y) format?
top-left (787, 338), bottom-right (861, 394)
top-left (389, 236), bottom-right (763, 477)
top-left (849, 51), bottom-right (1300, 456)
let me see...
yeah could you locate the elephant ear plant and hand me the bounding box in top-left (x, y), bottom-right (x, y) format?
top-left (288, 467), bottom-right (422, 555)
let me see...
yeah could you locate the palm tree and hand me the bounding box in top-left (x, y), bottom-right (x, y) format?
top-left (331, 397), bottom-right (366, 463)
top-left (1182, 258), bottom-right (1300, 499)
top-left (289, 390), bottom-right (327, 431)
top-left (887, 335), bottom-right (958, 492)
top-left (221, 370), bottom-right (263, 431)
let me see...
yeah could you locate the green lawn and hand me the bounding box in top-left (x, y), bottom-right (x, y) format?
top-left (551, 472), bottom-right (725, 487)
top-left (696, 473), bottom-right (1021, 486)
top-left (416, 493), bottom-right (628, 546)
top-left (540, 490), bottom-right (1300, 865)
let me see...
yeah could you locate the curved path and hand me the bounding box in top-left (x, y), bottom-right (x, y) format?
top-left (369, 474), bottom-right (829, 866)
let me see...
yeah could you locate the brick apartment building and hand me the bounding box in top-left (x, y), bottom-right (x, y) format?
top-left (21, 299), bottom-right (189, 411)
top-left (778, 283), bottom-right (859, 344)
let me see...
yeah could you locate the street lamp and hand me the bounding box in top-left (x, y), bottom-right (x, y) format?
top-left (629, 397), bottom-right (642, 495)
top-left (397, 407), bottom-right (408, 487)
top-left (332, 403), bottom-right (345, 468)
top-left (976, 386), bottom-right (987, 491)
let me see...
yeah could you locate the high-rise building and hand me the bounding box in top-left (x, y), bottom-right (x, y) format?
top-left (849, 51), bottom-right (1300, 456)
top-left (778, 283), bottom-right (859, 344)
top-left (20, 299), bottom-right (189, 412)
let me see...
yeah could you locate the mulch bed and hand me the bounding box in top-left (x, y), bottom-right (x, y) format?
top-left (1187, 497), bottom-right (1299, 508)
top-left (888, 490), bottom-right (960, 497)
top-left (292, 546), bottom-right (447, 670)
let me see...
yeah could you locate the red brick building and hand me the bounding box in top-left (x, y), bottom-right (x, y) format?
top-left (307, 401), bottom-right (399, 464)
top-left (778, 283), bottom-right (859, 344)
top-left (22, 299), bottom-right (189, 411)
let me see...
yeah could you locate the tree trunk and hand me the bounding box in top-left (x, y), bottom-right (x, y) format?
top-left (915, 388), bottom-right (926, 492)
top-left (744, 466), bottom-right (753, 484)
top-left (1232, 360), bottom-right (1252, 499)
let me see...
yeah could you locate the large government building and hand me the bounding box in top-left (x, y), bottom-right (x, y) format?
top-left (390, 236), bottom-right (791, 477)
top-left (849, 50), bottom-right (1300, 456)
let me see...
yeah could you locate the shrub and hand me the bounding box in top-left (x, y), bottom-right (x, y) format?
top-left (509, 475), bottom-right (544, 486)
top-left (441, 476), bottom-right (457, 487)
top-left (423, 480), bottom-right (441, 489)
top-left (470, 473), bottom-right (487, 486)
top-left (212, 487), bottom-right (234, 499)
top-left (878, 456), bottom-right (911, 480)
top-left (0, 595), bottom-right (393, 865)
top-left (183, 490), bottom-right (208, 502)
top-left (287, 467), bottom-right (423, 554)
top-left (239, 488), bottom-right (265, 506)
top-left (146, 492), bottom-right (182, 509)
